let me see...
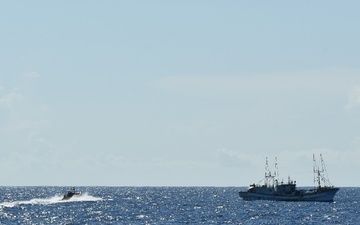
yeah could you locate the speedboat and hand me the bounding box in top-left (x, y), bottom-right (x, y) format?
top-left (62, 187), bottom-right (81, 200)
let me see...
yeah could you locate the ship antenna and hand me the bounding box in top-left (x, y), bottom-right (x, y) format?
top-left (313, 154), bottom-right (316, 187)
top-left (265, 157), bottom-right (269, 186)
top-left (313, 154), bottom-right (321, 188)
top-left (265, 157), bottom-right (269, 173)
top-left (275, 157), bottom-right (279, 179)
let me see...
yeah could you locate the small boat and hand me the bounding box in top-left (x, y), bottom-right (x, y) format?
top-left (62, 187), bottom-right (82, 200)
top-left (239, 154), bottom-right (339, 202)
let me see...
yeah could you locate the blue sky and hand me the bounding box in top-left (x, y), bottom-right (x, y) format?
top-left (1, 1), bottom-right (360, 186)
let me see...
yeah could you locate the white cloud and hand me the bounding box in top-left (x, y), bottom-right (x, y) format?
top-left (215, 145), bottom-right (360, 184)
top-left (346, 85), bottom-right (360, 110)
top-left (9, 119), bottom-right (48, 132)
top-left (215, 148), bottom-right (264, 168)
top-left (153, 68), bottom-right (360, 96)
top-left (151, 157), bottom-right (212, 169)
top-left (216, 146), bottom-right (357, 170)
top-left (0, 88), bottom-right (24, 110)
top-left (1, 76), bottom-right (53, 169)
top-left (24, 71), bottom-right (40, 80)
top-left (27, 131), bottom-right (54, 150)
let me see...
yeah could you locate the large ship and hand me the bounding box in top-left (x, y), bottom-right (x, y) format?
top-left (239, 154), bottom-right (339, 202)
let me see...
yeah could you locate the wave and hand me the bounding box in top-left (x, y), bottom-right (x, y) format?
top-left (0, 192), bottom-right (102, 208)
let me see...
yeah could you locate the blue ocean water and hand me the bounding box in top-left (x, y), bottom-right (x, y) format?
top-left (0, 186), bottom-right (358, 224)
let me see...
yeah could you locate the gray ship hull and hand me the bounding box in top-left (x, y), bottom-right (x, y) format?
top-left (239, 187), bottom-right (339, 202)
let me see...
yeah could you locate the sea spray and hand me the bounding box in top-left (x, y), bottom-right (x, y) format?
top-left (0, 192), bottom-right (102, 208)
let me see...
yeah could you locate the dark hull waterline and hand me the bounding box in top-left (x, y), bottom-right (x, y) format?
top-left (239, 187), bottom-right (339, 202)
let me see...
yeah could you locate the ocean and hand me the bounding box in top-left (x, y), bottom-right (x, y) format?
top-left (0, 186), bottom-right (358, 224)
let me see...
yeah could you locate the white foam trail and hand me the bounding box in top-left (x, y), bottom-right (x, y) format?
top-left (0, 192), bottom-right (102, 208)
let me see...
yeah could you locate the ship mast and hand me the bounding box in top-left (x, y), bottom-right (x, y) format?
top-left (313, 154), bottom-right (334, 188)
top-left (275, 157), bottom-right (279, 179)
top-left (264, 157), bottom-right (277, 187)
top-left (265, 157), bottom-right (270, 187)
top-left (320, 154), bottom-right (334, 187)
top-left (313, 154), bottom-right (321, 188)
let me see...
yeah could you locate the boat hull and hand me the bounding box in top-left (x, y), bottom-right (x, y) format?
top-left (62, 192), bottom-right (82, 200)
top-left (239, 188), bottom-right (339, 202)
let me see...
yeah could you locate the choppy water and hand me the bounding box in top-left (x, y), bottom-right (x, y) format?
top-left (0, 186), bottom-right (358, 224)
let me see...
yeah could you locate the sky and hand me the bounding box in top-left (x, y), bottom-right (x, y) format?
top-left (1, 1), bottom-right (360, 187)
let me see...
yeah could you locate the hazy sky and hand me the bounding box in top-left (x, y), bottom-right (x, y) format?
top-left (1, 1), bottom-right (360, 186)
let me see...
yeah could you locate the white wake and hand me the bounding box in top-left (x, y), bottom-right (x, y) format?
top-left (0, 192), bottom-right (102, 208)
